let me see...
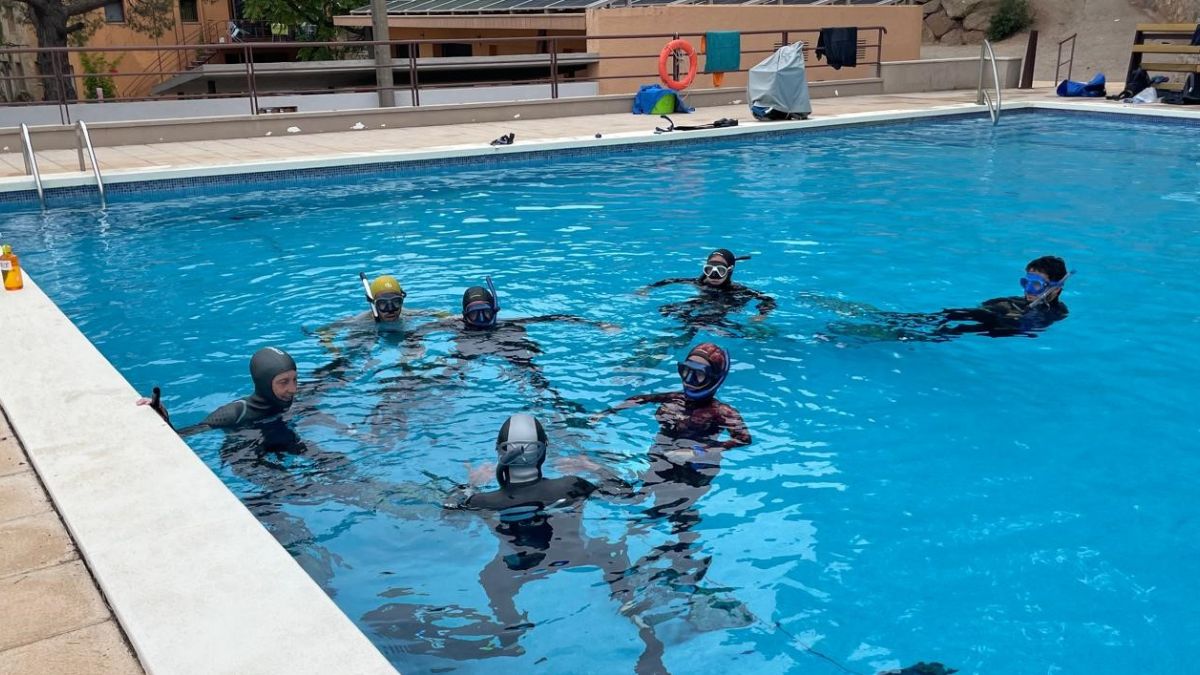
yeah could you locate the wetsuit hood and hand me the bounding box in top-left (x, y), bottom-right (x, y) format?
top-left (249, 347), bottom-right (297, 414)
top-left (700, 248), bottom-right (738, 288)
top-left (681, 343), bottom-right (730, 401)
top-left (495, 413), bottom-right (548, 486)
top-left (462, 286), bottom-right (498, 329)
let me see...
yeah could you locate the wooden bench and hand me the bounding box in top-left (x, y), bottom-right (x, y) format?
top-left (1128, 23), bottom-right (1200, 92)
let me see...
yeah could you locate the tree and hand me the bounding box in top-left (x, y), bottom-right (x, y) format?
top-left (241, 0), bottom-right (366, 60)
top-left (13, 0), bottom-right (175, 101)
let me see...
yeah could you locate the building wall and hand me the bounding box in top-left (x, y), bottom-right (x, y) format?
top-left (584, 6), bottom-right (923, 94)
top-left (70, 0), bottom-right (234, 99)
top-left (386, 27), bottom-right (585, 59)
top-left (0, 0), bottom-right (41, 101)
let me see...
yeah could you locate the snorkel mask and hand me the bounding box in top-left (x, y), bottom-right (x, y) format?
top-left (1022, 270), bottom-right (1074, 309)
top-left (677, 343), bottom-right (730, 401)
top-left (462, 277), bottom-right (500, 329)
top-left (361, 273), bottom-right (407, 321)
top-left (701, 249), bottom-right (752, 286)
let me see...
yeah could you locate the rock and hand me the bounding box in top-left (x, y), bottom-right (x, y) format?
top-left (922, 23), bottom-right (937, 44)
top-left (940, 27), bottom-right (965, 45)
top-left (925, 10), bottom-right (957, 39)
top-left (941, 0), bottom-right (986, 20)
top-left (963, 8), bottom-right (993, 32)
top-left (961, 29), bottom-right (986, 44)
top-left (922, 0), bottom-right (942, 16)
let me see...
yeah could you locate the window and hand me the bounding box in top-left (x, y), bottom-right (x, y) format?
top-left (179, 0), bottom-right (198, 23)
top-left (103, 0), bottom-right (125, 22)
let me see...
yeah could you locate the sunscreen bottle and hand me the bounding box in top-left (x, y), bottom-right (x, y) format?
top-left (1, 244), bottom-right (24, 291)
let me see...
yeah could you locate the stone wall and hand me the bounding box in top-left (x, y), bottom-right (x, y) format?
top-left (1132, 0), bottom-right (1199, 22)
top-left (919, 0), bottom-right (999, 46)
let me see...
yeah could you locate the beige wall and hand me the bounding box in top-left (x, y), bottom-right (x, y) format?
top-left (71, 0), bottom-right (233, 99)
top-left (584, 6), bottom-right (922, 94)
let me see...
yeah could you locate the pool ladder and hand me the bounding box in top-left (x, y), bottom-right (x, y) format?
top-left (18, 120), bottom-right (107, 211)
top-left (976, 40), bottom-right (1002, 125)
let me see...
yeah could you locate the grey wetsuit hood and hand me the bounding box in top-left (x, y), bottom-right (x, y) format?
top-left (495, 413), bottom-right (548, 486)
top-left (201, 347), bottom-right (296, 429)
top-left (249, 347), bottom-right (297, 412)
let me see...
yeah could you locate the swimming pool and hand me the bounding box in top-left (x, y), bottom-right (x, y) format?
top-left (3, 110), bottom-right (1198, 674)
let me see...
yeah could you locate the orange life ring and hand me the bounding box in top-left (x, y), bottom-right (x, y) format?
top-left (658, 39), bottom-right (698, 91)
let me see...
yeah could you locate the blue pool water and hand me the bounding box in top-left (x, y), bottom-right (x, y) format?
top-left (3, 111), bottom-right (1199, 674)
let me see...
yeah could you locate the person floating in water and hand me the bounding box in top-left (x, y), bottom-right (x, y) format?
top-left (313, 273), bottom-right (448, 360)
top-left (399, 278), bottom-right (619, 414)
top-left (138, 347), bottom-right (425, 588)
top-left (641, 248), bottom-right (776, 329)
top-left (589, 343), bottom-right (753, 631)
top-left (812, 255), bottom-right (1072, 342)
top-left (429, 414), bottom-right (666, 672)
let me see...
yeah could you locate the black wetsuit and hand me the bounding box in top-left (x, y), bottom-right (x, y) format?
top-left (648, 277), bottom-right (776, 331)
top-left (426, 475), bottom-right (667, 670)
top-left (896, 296), bottom-right (1069, 340)
top-left (405, 316), bottom-right (603, 413)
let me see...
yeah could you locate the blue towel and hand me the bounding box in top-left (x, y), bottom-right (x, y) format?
top-left (1056, 73), bottom-right (1106, 97)
top-left (702, 31), bottom-right (741, 73)
top-left (631, 84), bottom-right (694, 114)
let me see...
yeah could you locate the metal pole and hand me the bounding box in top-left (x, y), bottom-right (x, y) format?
top-left (549, 38), bottom-right (559, 99)
top-left (408, 46), bottom-right (419, 107)
top-left (372, 0), bottom-right (396, 108)
top-left (1019, 30), bottom-right (1037, 89)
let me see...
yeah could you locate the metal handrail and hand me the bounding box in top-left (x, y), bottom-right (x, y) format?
top-left (976, 39), bottom-right (1001, 125)
top-left (75, 120), bottom-right (106, 209)
top-left (18, 123), bottom-right (45, 211)
top-left (1055, 33), bottom-right (1077, 84)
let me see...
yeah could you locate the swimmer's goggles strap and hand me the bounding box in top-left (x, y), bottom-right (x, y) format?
top-left (360, 272), bottom-right (380, 322)
top-left (1027, 270), bottom-right (1074, 309)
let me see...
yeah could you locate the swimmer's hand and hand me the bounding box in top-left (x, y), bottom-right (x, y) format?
top-left (135, 387), bottom-right (171, 425)
top-left (466, 462), bottom-right (495, 486)
top-left (555, 456), bottom-right (602, 475)
top-left (442, 484), bottom-right (476, 509)
top-left (750, 313), bottom-right (767, 323)
top-left (599, 322), bottom-right (622, 334)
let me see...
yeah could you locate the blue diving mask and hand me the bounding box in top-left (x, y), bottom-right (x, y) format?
top-left (1019, 273), bottom-right (1063, 296)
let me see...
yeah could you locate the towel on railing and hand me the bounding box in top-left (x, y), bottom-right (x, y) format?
top-left (816, 27), bottom-right (858, 70)
top-left (702, 31), bottom-right (741, 73)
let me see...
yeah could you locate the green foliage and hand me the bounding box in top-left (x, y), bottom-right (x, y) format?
top-left (80, 52), bottom-right (122, 100)
top-left (987, 0), bottom-right (1033, 42)
top-left (242, 0), bottom-right (364, 60)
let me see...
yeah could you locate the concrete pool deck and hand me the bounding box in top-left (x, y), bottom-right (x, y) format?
top-left (2, 86), bottom-right (1195, 189)
top-left (0, 87), bottom-right (1196, 675)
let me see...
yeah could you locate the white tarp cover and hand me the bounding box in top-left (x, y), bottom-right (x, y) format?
top-left (747, 42), bottom-right (812, 116)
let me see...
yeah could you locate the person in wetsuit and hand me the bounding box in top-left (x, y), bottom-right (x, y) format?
top-left (591, 343), bottom-right (752, 620)
top-left (402, 278), bottom-right (619, 414)
top-left (435, 413), bottom-right (667, 673)
top-left (314, 274), bottom-right (448, 359)
top-left (642, 248), bottom-right (776, 330)
top-left (138, 347), bottom-right (423, 589)
top-left (816, 256), bottom-right (1072, 342)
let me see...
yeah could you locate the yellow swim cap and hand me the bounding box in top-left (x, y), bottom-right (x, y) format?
top-left (369, 275), bottom-right (404, 298)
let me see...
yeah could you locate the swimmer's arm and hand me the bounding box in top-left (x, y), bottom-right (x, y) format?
top-left (718, 404), bottom-right (752, 449)
top-left (514, 315), bottom-right (621, 332)
top-left (590, 393), bottom-right (673, 421)
top-left (405, 308), bottom-right (454, 319)
top-left (637, 278), bottom-right (696, 294)
top-left (750, 289), bottom-right (777, 317)
top-left (311, 314), bottom-right (366, 354)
